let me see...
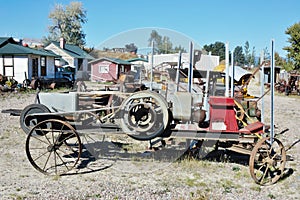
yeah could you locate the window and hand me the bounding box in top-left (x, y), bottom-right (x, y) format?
top-left (3, 55), bottom-right (14, 77)
top-left (40, 56), bottom-right (47, 76)
top-left (99, 65), bottom-right (109, 73)
top-left (78, 59), bottom-right (83, 70)
top-left (32, 58), bottom-right (38, 77)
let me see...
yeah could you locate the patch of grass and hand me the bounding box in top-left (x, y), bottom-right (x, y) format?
top-left (10, 194), bottom-right (25, 200)
top-left (179, 158), bottom-right (212, 170)
top-left (250, 185), bottom-right (262, 192)
top-left (268, 193), bottom-right (276, 199)
top-left (219, 179), bottom-right (239, 194)
top-left (233, 169), bottom-right (250, 179)
top-left (52, 175), bottom-right (61, 181)
top-left (190, 189), bottom-right (210, 200)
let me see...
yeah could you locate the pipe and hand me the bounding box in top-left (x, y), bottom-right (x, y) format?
top-left (188, 42), bottom-right (193, 93)
top-left (270, 39), bottom-right (275, 143)
top-left (225, 42), bottom-right (229, 97)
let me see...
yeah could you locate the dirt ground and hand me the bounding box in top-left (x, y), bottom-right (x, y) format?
top-left (0, 85), bottom-right (299, 200)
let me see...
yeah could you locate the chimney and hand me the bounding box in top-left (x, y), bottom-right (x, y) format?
top-left (60, 38), bottom-right (65, 49)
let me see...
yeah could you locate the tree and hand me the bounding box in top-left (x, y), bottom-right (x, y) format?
top-left (148, 30), bottom-right (162, 50)
top-left (202, 42), bottom-right (225, 61)
top-left (249, 46), bottom-right (256, 66)
top-left (125, 43), bottom-right (138, 54)
top-left (283, 22), bottom-right (300, 69)
top-left (147, 30), bottom-right (188, 54)
top-left (159, 36), bottom-right (173, 54)
top-left (174, 45), bottom-right (187, 53)
top-left (233, 46), bottom-right (245, 66)
top-left (244, 41), bottom-right (251, 65)
top-left (43, 2), bottom-right (87, 47)
top-left (275, 52), bottom-right (295, 71)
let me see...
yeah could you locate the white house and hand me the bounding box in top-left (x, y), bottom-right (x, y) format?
top-left (0, 37), bottom-right (58, 83)
top-left (45, 38), bottom-right (94, 80)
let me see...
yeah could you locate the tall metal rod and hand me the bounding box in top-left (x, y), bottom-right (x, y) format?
top-left (150, 40), bottom-right (154, 91)
top-left (260, 50), bottom-right (265, 125)
top-left (270, 39), bottom-right (275, 143)
top-left (225, 42), bottom-right (229, 97)
top-left (176, 51), bottom-right (182, 92)
top-left (230, 52), bottom-right (234, 97)
top-left (204, 70), bottom-right (210, 120)
top-left (188, 42), bottom-right (193, 93)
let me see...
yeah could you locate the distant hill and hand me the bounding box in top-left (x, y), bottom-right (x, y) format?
top-left (89, 49), bottom-right (138, 60)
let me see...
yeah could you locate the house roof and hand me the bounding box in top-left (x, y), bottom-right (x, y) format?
top-left (51, 41), bottom-right (94, 60)
top-left (0, 37), bottom-right (18, 47)
top-left (89, 57), bottom-right (132, 65)
top-left (0, 42), bottom-right (58, 57)
top-left (126, 57), bottom-right (148, 62)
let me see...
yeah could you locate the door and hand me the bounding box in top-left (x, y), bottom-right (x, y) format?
top-left (32, 58), bottom-right (38, 78)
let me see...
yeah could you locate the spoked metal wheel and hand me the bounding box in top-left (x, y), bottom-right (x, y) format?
top-left (249, 137), bottom-right (286, 185)
top-left (119, 91), bottom-right (169, 141)
top-left (25, 119), bottom-right (82, 175)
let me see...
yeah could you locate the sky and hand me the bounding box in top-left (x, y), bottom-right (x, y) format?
top-left (1, 0), bottom-right (299, 57)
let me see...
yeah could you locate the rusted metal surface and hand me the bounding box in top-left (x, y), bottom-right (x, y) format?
top-left (249, 137), bottom-right (286, 185)
top-left (18, 65), bottom-right (289, 185)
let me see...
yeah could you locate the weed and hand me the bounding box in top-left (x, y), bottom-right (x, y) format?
top-left (52, 175), bottom-right (61, 181)
top-left (268, 193), bottom-right (276, 199)
top-left (190, 189), bottom-right (210, 200)
top-left (250, 185), bottom-right (261, 192)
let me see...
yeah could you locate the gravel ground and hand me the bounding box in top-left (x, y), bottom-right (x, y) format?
top-left (0, 84), bottom-right (299, 200)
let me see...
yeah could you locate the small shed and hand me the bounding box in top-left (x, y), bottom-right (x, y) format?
top-left (89, 57), bottom-right (132, 82)
top-left (262, 65), bottom-right (281, 83)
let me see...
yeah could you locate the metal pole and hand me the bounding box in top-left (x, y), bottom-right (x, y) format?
top-left (150, 40), bottom-right (154, 91)
top-left (225, 42), bottom-right (229, 97)
top-left (176, 51), bottom-right (182, 92)
top-left (230, 52), bottom-right (234, 97)
top-left (270, 39), bottom-right (275, 143)
top-left (188, 42), bottom-right (193, 93)
top-left (260, 50), bottom-right (265, 125)
top-left (204, 70), bottom-right (210, 120)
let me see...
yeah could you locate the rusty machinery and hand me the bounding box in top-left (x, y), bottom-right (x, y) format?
top-left (20, 56), bottom-right (287, 186)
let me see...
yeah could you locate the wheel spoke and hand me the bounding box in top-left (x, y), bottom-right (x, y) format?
top-left (42, 151), bottom-right (52, 171)
top-left (54, 151), bottom-right (71, 171)
top-left (249, 137), bottom-right (287, 185)
top-left (32, 150), bottom-right (51, 162)
top-left (54, 145), bottom-right (57, 174)
top-left (31, 134), bottom-right (51, 146)
top-left (259, 164), bottom-right (270, 184)
top-left (26, 119), bottom-right (81, 175)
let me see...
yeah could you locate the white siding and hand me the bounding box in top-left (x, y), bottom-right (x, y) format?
top-left (0, 57), bottom-right (3, 75)
top-left (45, 56), bottom-right (56, 79)
top-left (195, 54), bottom-right (219, 71)
top-left (144, 53), bottom-right (190, 71)
top-left (14, 55), bottom-right (29, 83)
top-left (45, 43), bottom-right (74, 66)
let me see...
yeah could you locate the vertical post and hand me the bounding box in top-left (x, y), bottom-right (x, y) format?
top-left (260, 50), bottom-right (265, 125)
top-left (230, 52), bottom-right (234, 97)
top-left (176, 51), bottom-right (182, 92)
top-left (188, 42), bottom-right (194, 93)
top-left (270, 39), bottom-right (275, 143)
top-left (225, 42), bottom-right (229, 97)
top-left (204, 70), bottom-right (210, 120)
top-left (150, 40), bottom-right (154, 91)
